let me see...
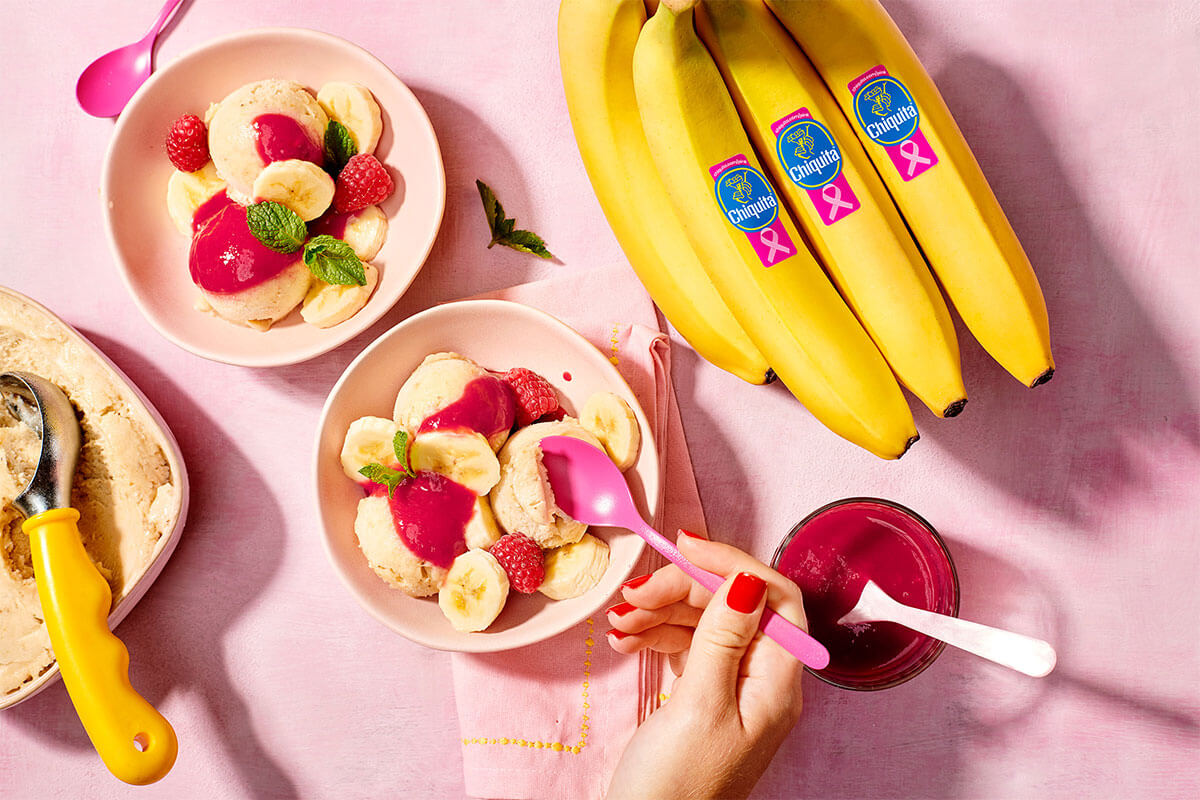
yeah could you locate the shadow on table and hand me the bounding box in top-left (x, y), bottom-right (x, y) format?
top-left (4, 333), bottom-right (299, 797)
top-left (257, 86), bottom-right (549, 404)
top-left (884, 1), bottom-right (1199, 529)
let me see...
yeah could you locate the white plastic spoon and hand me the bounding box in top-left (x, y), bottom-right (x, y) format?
top-left (840, 580), bottom-right (1057, 677)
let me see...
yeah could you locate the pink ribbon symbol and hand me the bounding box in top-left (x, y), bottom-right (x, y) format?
top-left (898, 138), bottom-right (933, 177)
top-left (820, 183), bottom-right (855, 221)
top-left (759, 226), bottom-right (791, 264)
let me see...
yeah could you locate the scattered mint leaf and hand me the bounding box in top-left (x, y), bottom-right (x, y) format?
top-left (392, 430), bottom-right (415, 478)
top-left (500, 229), bottom-right (553, 259)
top-left (246, 201), bottom-right (307, 253)
top-left (476, 179), bottom-right (554, 259)
top-left (358, 463), bottom-right (405, 498)
top-left (324, 121), bottom-right (357, 177)
top-left (303, 234), bottom-right (366, 286)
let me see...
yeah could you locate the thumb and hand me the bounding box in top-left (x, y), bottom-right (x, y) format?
top-left (674, 572), bottom-right (767, 702)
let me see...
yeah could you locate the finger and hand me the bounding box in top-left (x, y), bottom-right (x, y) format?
top-left (607, 600), bottom-right (704, 634)
top-left (673, 572), bottom-right (768, 705)
top-left (606, 624), bottom-right (696, 656)
top-left (619, 563), bottom-right (693, 610)
top-left (676, 534), bottom-right (808, 632)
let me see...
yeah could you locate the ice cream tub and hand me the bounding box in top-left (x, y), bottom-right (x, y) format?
top-left (0, 287), bottom-right (189, 710)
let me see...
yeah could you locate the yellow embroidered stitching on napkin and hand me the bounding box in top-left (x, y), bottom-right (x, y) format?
top-left (460, 619), bottom-right (594, 754)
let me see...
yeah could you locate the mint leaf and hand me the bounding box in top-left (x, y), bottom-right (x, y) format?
top-left (358, 463), bottom-right (405, 498)
top-left (303, 234), bottom-right (366, 286)
top-left (476, 179), bottom-right (555, 259)
top-left (246, 201), bottom-right (307, 253)
top-left (501, 229), bottom-right (553, 259)
top-left (476, 179), bottom-right (503, 233)
top-left (324, 121), bottom-right (357, 177)
top-left (393, 430), bottom-right (415, 478)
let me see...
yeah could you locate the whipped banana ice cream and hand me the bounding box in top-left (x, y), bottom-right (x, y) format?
top-left (207, 79), bottom-right (328, 204)
top-left (393, 353), bottom-right (516, 451)
top-left (0, 292), bottom-right (182, 700)
top-left (489, 420), bottom-right (603, 549)
top-left (354, 494), bottom-right (447, 597)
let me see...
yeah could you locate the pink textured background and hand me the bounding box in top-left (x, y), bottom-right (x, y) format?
top-left (2, 1), bottom-right (1198, 797)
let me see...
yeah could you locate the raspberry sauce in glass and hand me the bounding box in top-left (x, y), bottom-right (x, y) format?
top-left (376, 472), bottom-right (473, 569)
top-left (419, 376), bottom-right (515, 441)
top-left (773, 498), bottom-right (958, 690)
top-left (252, 113), bottom-right (323, 165)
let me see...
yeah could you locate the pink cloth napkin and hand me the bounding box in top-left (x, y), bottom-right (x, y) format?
top-left (451, 264), bottom-right (707, 799)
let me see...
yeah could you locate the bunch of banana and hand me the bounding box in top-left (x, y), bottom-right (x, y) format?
top-left (697, 0), bottom-right (967, 418)
top-left (765, 0), bottom-right (1054, 387)
top-left (558, 0), bottom-right (771, 385)
top-left (632, 0), bottom-right (918, 459)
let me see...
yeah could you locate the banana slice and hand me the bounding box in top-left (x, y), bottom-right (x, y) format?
top-left (301, 262), bottom-right (379, 328)
top-left (166, 163), bottom-right (226, 235)
top-left (438, 549), bottom-right (510, 632)
top-left (340, 415), bottom-right (401, 481)
top-left (251, 158), bottom-right (335, 221)
top-left (513, 446), bottom-right (555, 525)
top-left (539, 533), bottom-right (610, 600)
top-left (464, 497), bottom-right (502, 550)
top-left (410, 431), bottom-right (501, 495)
top-left (317, 81), bottom-right (383, 156)
top-left (579, 392), bottom-right (641, 471)
top-left (342, 205), bottom-right (389, 261)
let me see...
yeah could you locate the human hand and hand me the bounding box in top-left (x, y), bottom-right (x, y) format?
top-left (605, 531), bottom-right (808, 800)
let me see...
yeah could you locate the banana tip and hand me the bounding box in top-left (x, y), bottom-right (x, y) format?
top-left (898, 434), bottom-right (920, 458)
top-left (764, 368), bottom-right (777, 385)
top-left (942, 399), bottom-right (967, 418)
top-left (1030, 368), bottom-right (1055, 388)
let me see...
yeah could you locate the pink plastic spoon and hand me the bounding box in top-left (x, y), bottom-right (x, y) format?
top-left (76, 0), bottom-right (185, 117)
top-left (539, 436), bottom-right (830, 669)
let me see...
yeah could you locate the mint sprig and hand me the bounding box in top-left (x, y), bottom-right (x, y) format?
top-left (324, 121), bottom-right (357, 177)
top-left (476, 179), bottom-right (553, 259)
top-left (303, 235), bottom-right (366, 286)
top-left (357, 430), bottom-right (416, 498)
top-left (246, 201), bottom-right (307, 253)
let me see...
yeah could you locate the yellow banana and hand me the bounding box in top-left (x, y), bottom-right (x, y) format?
top-left (697, 0), bottom-right (967, 418)
top-left (557, 0), bottom-right (771, 385)
top-left (633, 0), bottom-right (918, 459)
top-left (766, 0), bottom-right (1054, 387)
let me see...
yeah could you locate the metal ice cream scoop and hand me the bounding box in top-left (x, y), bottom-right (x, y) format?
top-left (1, 372), bottom-right (177, 784)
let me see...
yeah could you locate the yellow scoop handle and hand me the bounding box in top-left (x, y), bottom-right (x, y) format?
top-left (26, 508), bottom-right (178, 785)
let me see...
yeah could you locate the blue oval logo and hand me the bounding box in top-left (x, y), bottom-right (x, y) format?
top-left (854, 76), bottom-right (919, 146)
top-left (776, 119), bottom-right (842, 190)
top-left (714, 166), bottom-right (779, 232)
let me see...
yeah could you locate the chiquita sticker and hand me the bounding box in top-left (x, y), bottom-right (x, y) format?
top-left (771, 108), bottom-right (860, 225)
top-left (849, 66), bottom-right (938, 181)
top-left (709, 154), bottom-right (795, 267)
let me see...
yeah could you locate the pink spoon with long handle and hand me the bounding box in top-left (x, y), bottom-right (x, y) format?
top-left (76, 0), bottom-right (186, 118)
top-left (539, 436), bottom-right (830, 669)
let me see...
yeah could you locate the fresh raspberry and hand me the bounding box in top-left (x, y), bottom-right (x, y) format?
top-left (501, 368), bottom-right (561, 427)
top-left (490, 534), bottom-right (544, 593)
top-left (334, 153), bottom-right (395, 213)
top-left (165, 114), bottom-right (210, 172)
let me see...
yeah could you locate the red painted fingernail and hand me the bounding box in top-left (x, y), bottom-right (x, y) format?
top-left (607, 602), bottom-right (637, 617)
top-left (678, 529), bottom-right (705, 539)
top-left (726, 572), bottom-right (766, 614)
top-left (621, 574), bottom-right (651, 591)
top-left (607, 628), bottom-right (631, 640)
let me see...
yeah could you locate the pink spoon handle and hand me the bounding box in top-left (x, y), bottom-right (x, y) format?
top-left (633, 520), bottom-right (830, 670)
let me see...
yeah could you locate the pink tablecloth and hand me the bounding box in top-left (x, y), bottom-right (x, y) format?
top-left (1, 1), bottom-right (1198, 798)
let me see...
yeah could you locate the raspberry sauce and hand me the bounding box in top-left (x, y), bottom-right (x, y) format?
top-left (377, 472), bottom-right (473, 569)
top-left (419, 376), bottom-right (515, 440)
top-left (252, 113), bottom-right (323, 165)
top-left (774, 499), bottom-right (958, 689)
top-left (188, 203), bottom-right (299, 293)
top-left (192, 189), bottom-right (238, 234)
top-left (309, 208), bottom-right (352, 240)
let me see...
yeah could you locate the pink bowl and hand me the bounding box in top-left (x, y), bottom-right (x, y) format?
top-left (101, 28), bottom-right (445, 367)
top-left (313, 300), bottom-right (660, 652)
